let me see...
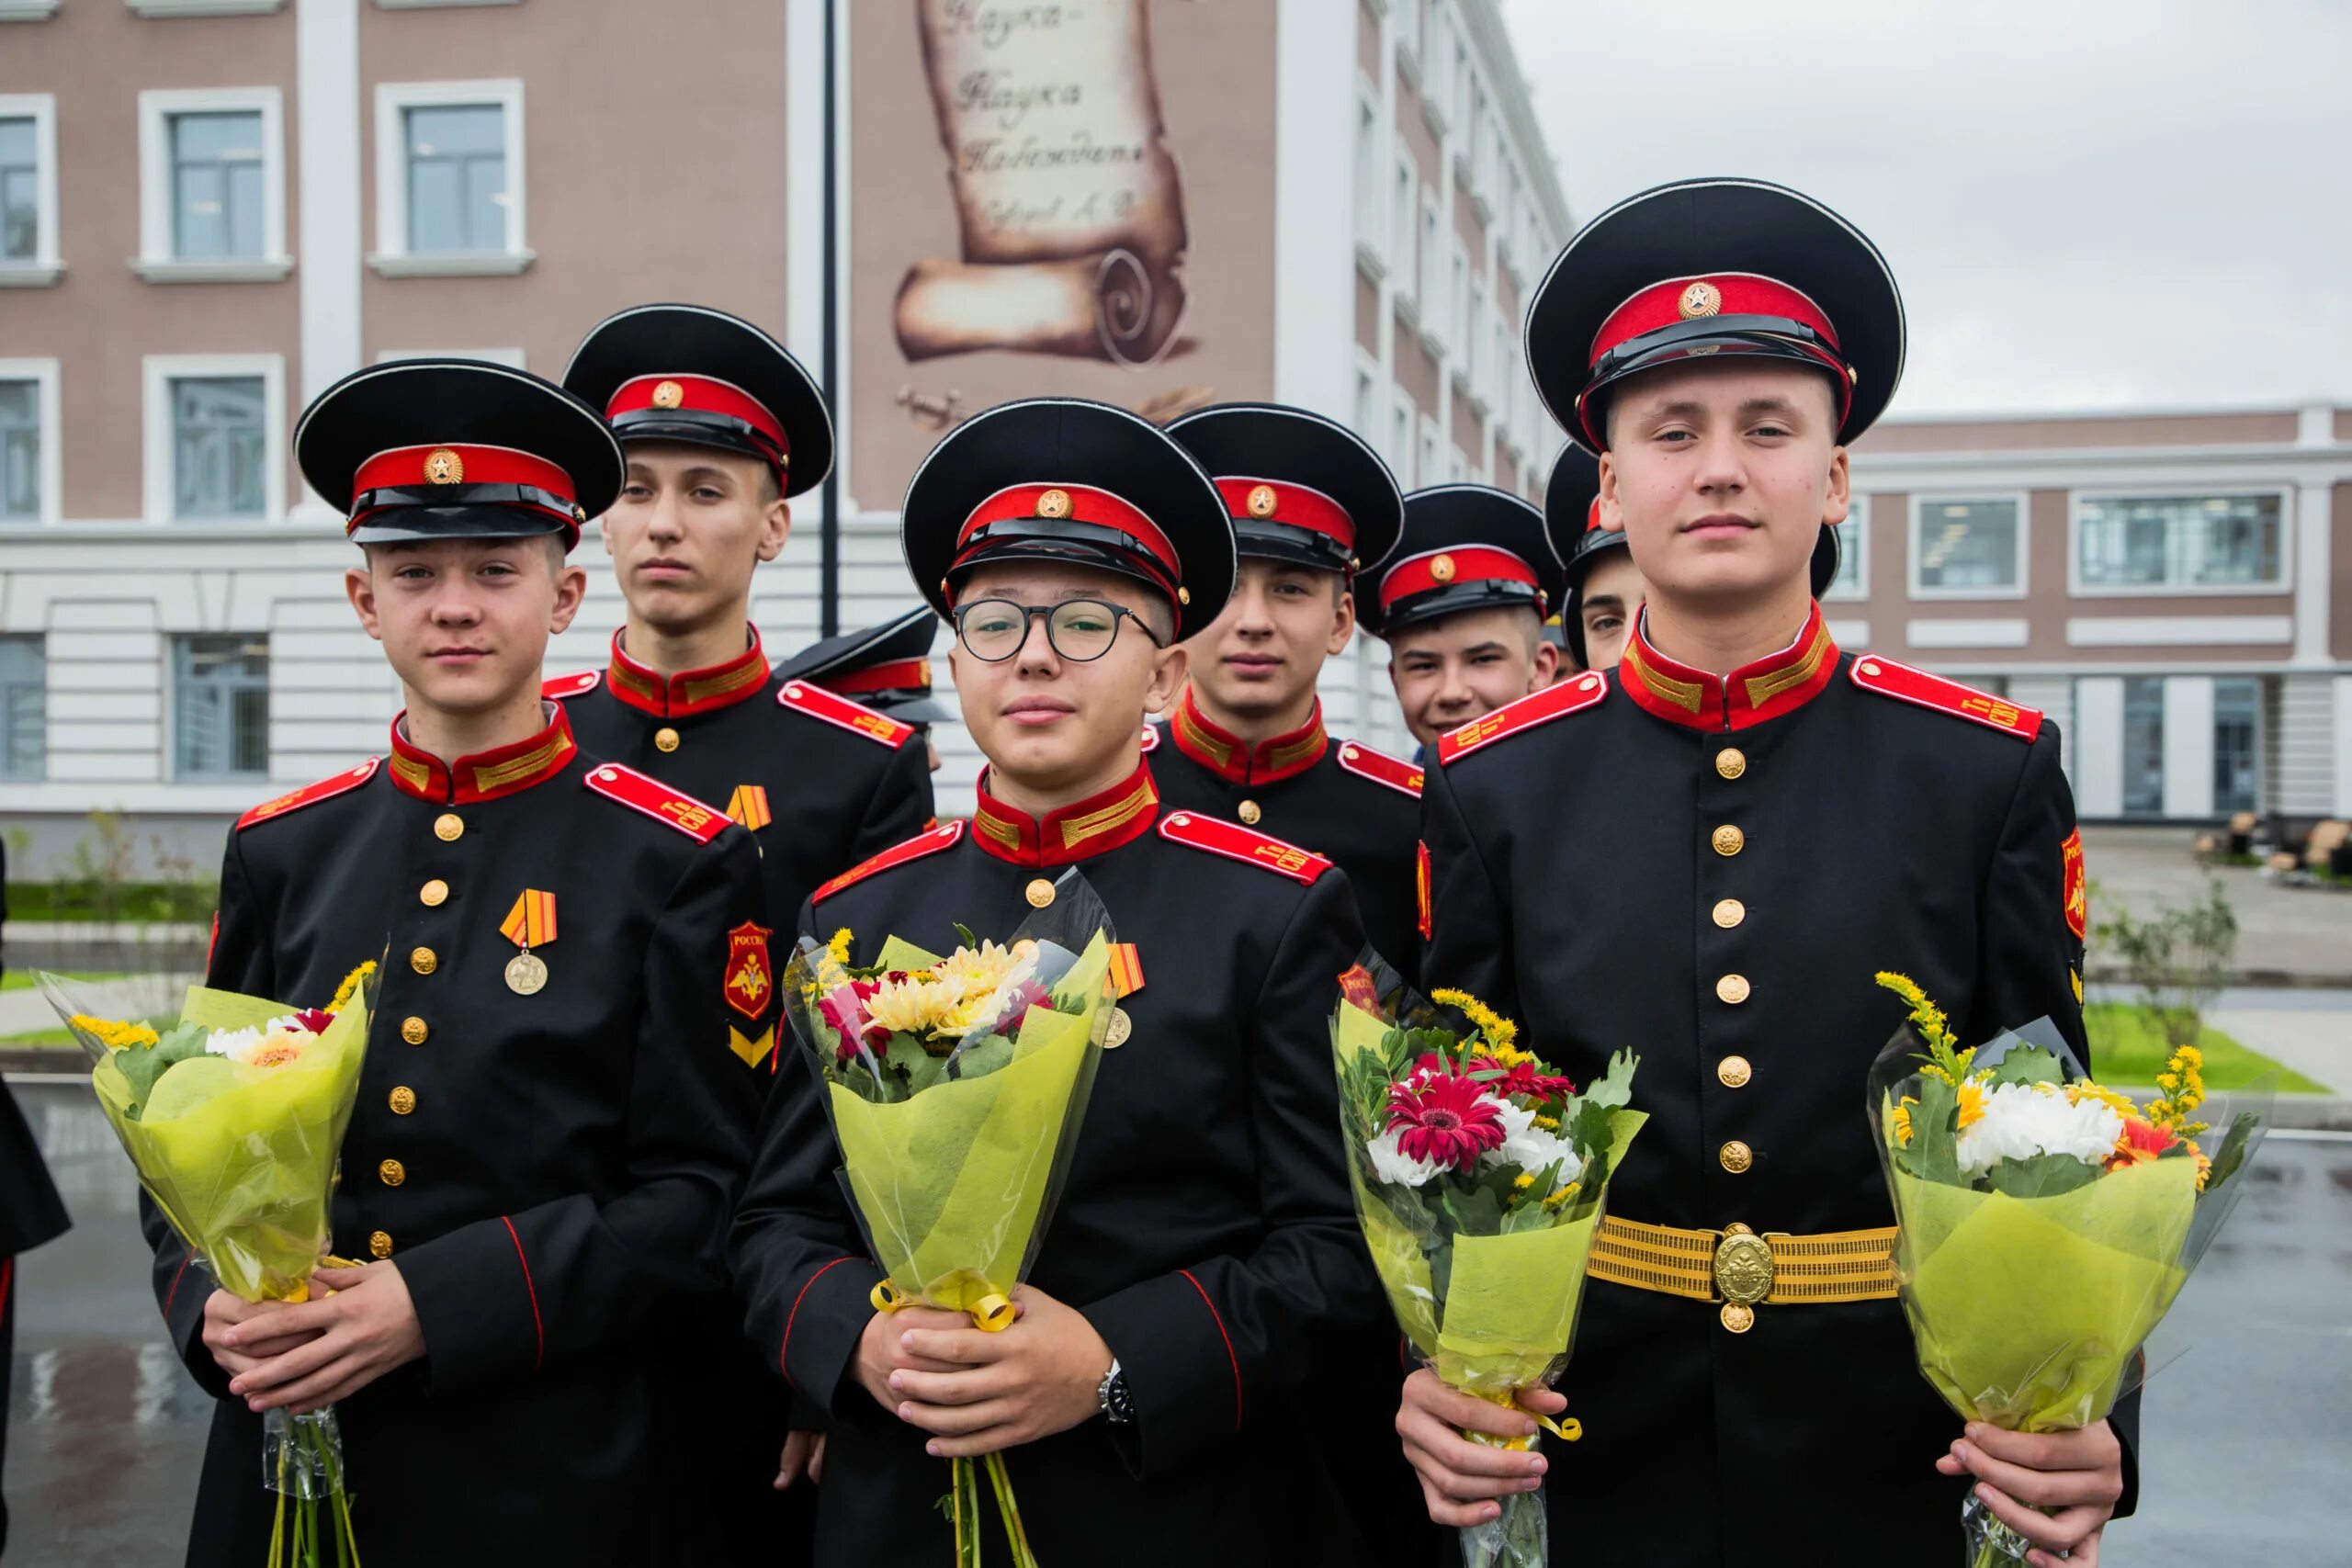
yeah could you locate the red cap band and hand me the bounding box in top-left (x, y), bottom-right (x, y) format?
top-left (952, 482), bottom-right (1182, 599)
top-left (349, 443), bottom-right (580, 536)
top-left (605, 374), bottom-right (790, 456)
top-left (1376, 546), bottom-right (1542, 614)
top-left (824, 658), bottom-right (933, 696)
top-left (1214, 477), bottom-right (1356, 554)
top-left (1589, 272), bottom-right (1843, 366)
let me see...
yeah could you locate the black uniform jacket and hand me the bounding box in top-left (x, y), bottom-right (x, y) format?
top-left (550, 626), bottom-right (934, 974)
top-left (2, 1076), bottom-right (72, 1558)
top-left (146, 705), bottom-right (768, 1567)
top-left (730, 759), bottom-right (1389, 1566)
top-left (1148, 690), bottom-right (1425, 988)
top-left (1420, 605), bottom-right (2135, 1565)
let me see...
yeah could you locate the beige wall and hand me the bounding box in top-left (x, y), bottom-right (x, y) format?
top-left (1451, 396), bottom-right (1479, 459)
top-left (1394, 313), bottom-right (1438, 412)
top-left (1864, 410), bottom-right (2301, 454)
top-left (1356, 272), bottom-right (1379, 356)
top-left (1358, 1), bottom-right (1380, 79)
top-left (1395, 70), bottom-right (1438, 187)
top-left (1453, 183), bottom-right (1483, 276)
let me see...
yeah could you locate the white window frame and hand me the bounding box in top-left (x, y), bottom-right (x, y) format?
top-left (0, 95), bottom-right (62, 286)
top-left (1352, 348), bottom-right (1383, 450)
top-left (0, 356), bottom-right (62, 525)
top-left (142, 353), bottom-right (287, 524)
top-left (370, 78), bottom-right (531, 276)
top-left (167, 631), bottom-right (273, 783)
top-left (2066, 485), bottom-right (2294, 599)
top-left (1418, 195), bottom-right (1447, 355)
top-left (128, 0), bottom-right (285, 16)
top-left (1822, 497), bottom-right (1872, 602)
top-left (0, 2), bottom-right (62, 20)
top-left (1907, 491), bottom-right (2030, 602)
top-left (1390, 390), bottom-right (1419, 489)
top-left (1419, 417), bottom-right (1442, 496)
top-left (1389, 152), bottom-right (1419, 311)
top-left (1352, 77), bottom-right (1385, 279)
top-left (135, 87), bottom-right (290, 283)
top-left (375, 346), bottom-right (526, 367)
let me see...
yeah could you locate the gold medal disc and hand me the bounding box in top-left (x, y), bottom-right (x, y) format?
top-left (505, 951), bottom-right (548, 996)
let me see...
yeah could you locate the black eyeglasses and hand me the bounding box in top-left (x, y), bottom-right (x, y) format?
top-left (953, 598), bottom-right (1164, 663)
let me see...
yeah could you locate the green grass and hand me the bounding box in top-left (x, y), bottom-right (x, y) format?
top-left (0, 1030), bottom-right (83, 1049)
top-left (2083, 1002), bottom-right (2327, 1094)
top-left (0, 970), bottom-right (124, 993)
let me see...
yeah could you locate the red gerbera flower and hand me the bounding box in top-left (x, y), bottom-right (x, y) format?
top-left (2105, 1115), bottom-right (2180, 1170)
top-left (289, 1008), bottom-right (335, 1034)
top-left (1473, 1055), bottom-right (1576, 1100)
top-left (820, 977), bottom-right (888, 1064)
top-left (1385, 1070), bottom-right (1507, 1170)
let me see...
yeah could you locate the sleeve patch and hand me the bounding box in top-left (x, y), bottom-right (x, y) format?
top-left (725, 920), bottom-right (775, 1022)
top-left (1437, 672), bottom-right (1609, 765)
top-left (582, 763), bottom-right (729, 842)
top-left (1156, 811), bottom-right (1332, 886)
top-left (236, 758), bottom-right (379, 830)
top-left (2062, 828), bottom-right (2087, 940)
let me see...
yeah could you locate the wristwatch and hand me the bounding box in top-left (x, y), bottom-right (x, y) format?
top-left (1096, 1358), bottom-right (1134, 1425)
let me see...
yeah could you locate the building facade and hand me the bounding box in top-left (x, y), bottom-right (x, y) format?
top-left (0, 0), bottom-right (1573, 874)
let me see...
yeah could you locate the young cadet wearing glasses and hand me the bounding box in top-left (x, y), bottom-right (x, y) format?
top-left (729, 398), bottom-right (1391, 1565)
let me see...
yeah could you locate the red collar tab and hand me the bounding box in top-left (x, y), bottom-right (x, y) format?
top-left (778, 680), bottom-right (916, 748)
top-left (952, 482), bottom-right (1182, 600)
top-left (605, 628), bottom-right (772, 718)
top-left (823, 657), bottom-right (933, 697)
top-left (1155, 810), bottom-right (1332, 886)
top-left (1618, 604), bottom-right (1839, 733)
top-left (348, 443), bottom-right (581, 537)
top-left (236, 758), bottom-right (379, 830)
top-left (1377, 546), bottom-right (1544, 615)
top-left (1849, 655), bottom-right (2042, 741)
top-left (814, 819), bottom-right (966, 904)
top-left (1438, 671), bottom-right (1609, 765)
top-left (387, 705), bottom-right (579, 805)
top-left (1335, 740), bottom-right (1422, 798)
top-left (970, 761), bottom-right (1160, 868)
top-left (606, 374), bottom-right (789, 455)
top-left (1169, 691), bottom-right (1329, 785)
top-left (1214, 477), bottom-right (1355, 554)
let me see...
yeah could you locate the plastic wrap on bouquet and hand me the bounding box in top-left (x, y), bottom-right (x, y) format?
top-left (1331, 953), bottom-right (1645, 1568)
top-left (784, 869), bottom-right (1119, 1567)
top-left (1866, 974), bottom-right (2270, 1565)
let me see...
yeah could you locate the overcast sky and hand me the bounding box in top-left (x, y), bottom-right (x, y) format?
top-left (1498, 0), bottom-right (2352, 418)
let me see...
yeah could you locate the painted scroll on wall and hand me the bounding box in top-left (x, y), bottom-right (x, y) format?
top-left (895, 0), bottom-right (1192, 367)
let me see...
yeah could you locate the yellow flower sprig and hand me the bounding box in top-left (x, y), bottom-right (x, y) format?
top-left (1430, 987), bottom-right (1519, 1053)
top-left (325, 960), bottom-right (376, 1016)
top-left (71, 1014), bottom-right (159, 1051)
top-left (1875, 971), bottom-right (1973, 1083)
top-left (827, 928), bottom-right (854, 966)
top-left (2145, 1043), bottom-right (2209, 1137)
top-left (1540, 1180), bottom-right (1582, 1212)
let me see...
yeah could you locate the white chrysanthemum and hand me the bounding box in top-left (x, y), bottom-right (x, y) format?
top-left (204, 1019), bottom-right (313, 1067)
top-left (1365, 1126), bottom-right (1447, 1188)
top-left (1480, 1099), bottom-right (1585, 1184)
top-left (1956, 1081), bottom-right (2123, 1178)
top-left (864, 974), bottom-right (957, 1037)
top-left (203, 1026), bottom-right (261, 1059)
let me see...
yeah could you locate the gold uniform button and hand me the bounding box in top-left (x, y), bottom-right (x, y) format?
top-left (1717, 1055), bottom-right (1753, 1089)
top-left (434, 813), bottom-right (463, 842)
top-left (378, 1158), bottom-right (406, 1188)
top-left (419, 878), bottom-right (449, 908)
top-left (1712, 898), bottom-right (1745, 929)
top-left (655, 727), bottom-right (681, 753)
top-left (1712, 824), bottom-right (1745, 857)
top-left (368, 1230), bottom-right (394, 1259)
top-left (389, 1086), bottom-right (417, 1115)
top-left (1024, 878), bottom-right (1055, 909)
top-left (410, 946), bottom-right (437, 976)
top-left (1238, 799), bottom-right (1261, 826)
top-left (1716, 973), bottom-right (1751, 1005)
top-left (1715, 747), bottom-right (1747, 780)
top-left (1719, 1140), bottom-right (1754, 1174)
top-left (400, 1016), bottom-right (429, 1045)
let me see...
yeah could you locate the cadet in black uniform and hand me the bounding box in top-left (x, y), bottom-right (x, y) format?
top-left (1361, 483), bottom-right (1573, 756)
top-left (730, 398), bottom-right (1385, 1566)
top-left (1149, 402), bottom-right (1422, 985)
top-left (1544, 446), bottom-right (1645, 672)
top-left (1, 1071), bottom-right (70, 1557)
top-left (145, 360), bottom-right (772, 1567)
top-left (557, 305), bottom-right (934, 956)
top-left (775, 605), bottom-right (956, 776)
top-left (1397, 178), bottom-right (2134, 1567)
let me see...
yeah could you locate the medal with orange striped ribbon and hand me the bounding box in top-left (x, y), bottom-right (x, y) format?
top-left (500, 889), bottom-right (558, 995)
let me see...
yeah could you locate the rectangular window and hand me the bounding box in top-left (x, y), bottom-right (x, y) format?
top-left (1420, 421), bottom-right (1440, 494)
top-left (171, 110), bottom-right (266, 260)
top-left (1465, 273), bottom-right (1485, 394)
top-left (0, 634), bottom-right (44, 781)
top-left (1353, 361), bottom-right (1378, 448)
top-left (173, 634), bottom-right (270, 780)
top-left (136, 89), bottom-right (287, 280)
top-left (2121, 676), bottom-right (2165, 818)
top-left (373, 80), bottom-right (527, 272)
top-left (1390, 156), bottom-right (1417, 303)
top-left (1391, 393), bottom-right (1416, 488)
top-left (0, 374), bottom-right (40, 520)
top-left (1353, 91), bottom-right (1381, 262)
top-left (1419, 198), bottom-right (1443, 340)
top-left (0, 95), bottom-right (58, 279)
top-left (171, 377), bottom-right (267, 520)
top-left (1824, 513), bottom-right (1868, 600)
top-left (1912, 495), bottom-right (2025, 595)
top-left (2075, 492), bottom-right (2286, 592)
top-left (2213, 677), bottom-right (2260, 816)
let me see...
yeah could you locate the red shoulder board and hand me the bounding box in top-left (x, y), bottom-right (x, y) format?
top-left (1139, 724), bottom-right (1161, 753)
top-left (236, 759), bottom-right (379, 830)
top-left (1438, 671), bottom-right (1609, 766)
top-left (813, 820), bottom-right (966, 904)
top-left (583, 763), bottom-right (729, 843)
top-left (1849, 656), bottom-right (2041, 741)
top-left (1336, 740), bottom-right (1422, 798)
top-left (542, 669), bottom-right (601, 700)
top-left (1157, 811), bottom-right (1332, 886)
top-left (778, 680), bottom-right (915, 749)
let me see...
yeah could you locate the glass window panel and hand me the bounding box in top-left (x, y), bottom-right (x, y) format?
top-left (0, 635), bottom-right (44, 779)
top-left (171, 376), bottom-right (266, 520)
top-left (405, 104), bottom-right (506, 254)
top-left (2213, 677), bottom-right (2260, 816)
top-left (1826, 518), bottom-right (1864, 595)
top-left (0, 378), bottom-right (36, 521)
top-left (0, 117), bottom-right (36, 261)
top-left (2121, 676), bottom-right (2165, 817)
top-left (2077, 494), bottom-right (2283, 590)
top-left (1917, 499), bottom-right (2019, 591)
top-left (169, 110), bottom-right (265, 260)
top-left (173, 634), bottom-right (270, 779)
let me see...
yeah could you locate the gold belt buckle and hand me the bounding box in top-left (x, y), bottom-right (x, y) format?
top-left (1712, 1223), bottom-right (1775, 1333)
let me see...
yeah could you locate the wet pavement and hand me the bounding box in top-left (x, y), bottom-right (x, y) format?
top-left (5, 1080), bottom-right (2348, 1564)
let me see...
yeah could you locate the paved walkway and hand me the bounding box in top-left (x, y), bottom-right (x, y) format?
top-left (2084, 826), bottom-right (2352, 986)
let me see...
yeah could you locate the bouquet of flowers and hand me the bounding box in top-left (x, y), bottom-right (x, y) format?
top-left (1868, 972), bottom-right (2269, 1566)
top-left (1330, 957), bottom-right (1645, 1568)
top-left (37, 964), bottom-right (379, 1568)
top-left (784, 870), bottom-right (1120, 1568)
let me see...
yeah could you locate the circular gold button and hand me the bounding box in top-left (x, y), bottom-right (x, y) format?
top-left (1720, 1302), bottom-right (1756, 1333)
top-left (389, 1086), bottom-right (416, 1115)
top-left (1717, 1055), bottom-right (1753, 1089)
top-left (368, 1230), bottom-right (394, 1258)
top-left (1024, 879), bottom-right (1055, 908)
top-left (1713, 898), bottom-right (1746, 929)
top-left (419, 878), bottom-right (449, 908)
top-left (410, 946), bottom-right (437, 976)
top-left (400, 1016), bottom-right (429, 1045)
top-left (655, 727), bottom-right (681, 753)
top-left (1712, 824), bottom-right (1745, 857)
top-left (1715, 747), bottom-right (1747, 780)
top-left (1719, 1140), bottom-right (1754, 1174)
top-left (1238, 799), bottom-right (1261, 826)
top-left (434, 813), bottom-right (463, 841)
top-left (1716, 973), bottom-right (1751, 1005)
top-left (378, 1158), bottom-right (406, 1188)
